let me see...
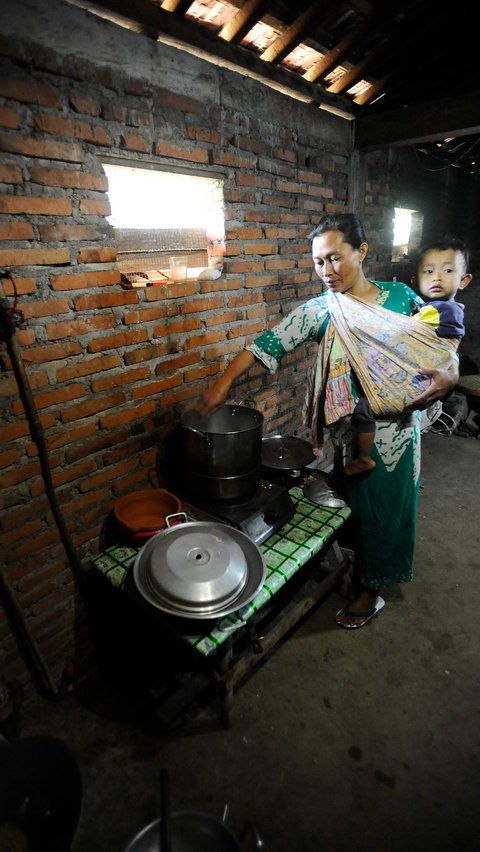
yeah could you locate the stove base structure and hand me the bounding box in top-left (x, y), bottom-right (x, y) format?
top-left (212, 540), bottom-right (352, 728)
top-left (91, 485), bottom-right (352, 728)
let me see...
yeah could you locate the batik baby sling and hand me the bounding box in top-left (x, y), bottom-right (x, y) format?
top-left (325, 291), bottom-right (459, 419)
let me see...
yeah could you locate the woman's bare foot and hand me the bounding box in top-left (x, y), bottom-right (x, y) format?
top-left (344, 456), bottom-right (376, 476)
top-left (335, 588), bottom-right (384, 628)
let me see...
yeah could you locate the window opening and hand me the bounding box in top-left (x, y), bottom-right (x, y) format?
top-left (392, 207), bottom-right (423, 262)
top-left (102, 162), bottom-right (225, 286)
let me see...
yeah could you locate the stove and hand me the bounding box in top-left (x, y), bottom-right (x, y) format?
top-left (180, 479), bottom-right (295, 545)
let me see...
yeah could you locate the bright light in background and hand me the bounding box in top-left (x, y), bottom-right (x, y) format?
top-left (393, 207), bottom-right (413, 245)
top-left (103, 163), bottom-right (224, 232)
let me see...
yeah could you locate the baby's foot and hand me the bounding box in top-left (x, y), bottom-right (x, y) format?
top-left (344, 457), bottom-right (376, 476)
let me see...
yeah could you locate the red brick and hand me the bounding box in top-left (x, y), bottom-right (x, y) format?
top-left (0, 133), bottom-right (84, 162)
top-left (31, 167), bottom-right (107, 191)
top-left (157, 90), bottom-right (203, 113)
top-left (204, 310), bottom-right (238, 327)
top-left (22, 298), bottom-right (69, 318)
top-left (0, 106), bottom-right (18, 129)
top-left (46, 315), bottom-right (115, 340)
top-left (180, 296), bottom-right (223, 315)
top-left (56, 353), bottom-right (120, 382)
top-left (87, 328), bottom-right (148, 354)
top-left (1, 459), bottom-right (41, 488)
top-left (154, 353), bottom-right (200, 375)
top-left (46, 422), bottom-right (96, 451)
top-left (21, 341), bottom-right (82, 364)
top-left (27, 383), bottom-right (86, 412)
top-left (72, 122), bottom-right (112, 147)
top-left (0, 370), bottom-right (47, 396)
top-left (76, 247), bottom-right (117, 264)
top-left (50, 270), bottom-right (121, 290)
top-left (34, 113), bottom-right (70, 135)
top-left (38, 224), bottom-right (99, 241)
top-left (0, 247), bottom-right (70, 266)
top-left (91, 366), bottom-right (149, 393)
top-left (69, 92), bottom-right (102, 116)
top-left (120, 132), bottom-right (151, 153)
top-left (99, 400), bottom-right (155, 429)
top-left (77, 459), bottom-right (138, 492)
top-left (75, 292), bottom-right (137, 311)
top-left (123, 342), bottom-right (170, 365)
top-left (78, 198), bottom-right (111, 216)
top-left (0, 196), bottom-right (72, 215)
top-left (0, 448), bottom-right (21, 469)
top-left (131, 375), bottom-right (182, 399)
top-left (184, 331), bottom-right (225, 350)
top-left (0, 420), bottom-right (31, 443)
top-left (60, 391), bottom-right (126, 423)
top-left (123, 304), bottom-right (176, 324)
top-left (50, 457), bottom-right (98, 488)
top-left (186, 125), bottom-right (222, 144)
top-left (155, 141), bottom-right (208, 163)
top-left (245, 274), bottom-right (277, 288)
top-left (199, 278), bottom-right (241, 294)
top-left (152, 317), bottom-right (200, 336)
top-left (0, 77), bottom-right (60, 107)
top-left (0, 163), bottom-right (22, 184)
top-left (144, 282), bottom-right (196, 301)
top-left (0, 221), bottom-right (34, 240)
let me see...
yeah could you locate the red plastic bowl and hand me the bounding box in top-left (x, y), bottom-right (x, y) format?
top-left (113, 488), bottom-right (182, 534)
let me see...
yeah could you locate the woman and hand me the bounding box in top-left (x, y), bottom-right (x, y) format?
top-left (195, 214), bottom-right (459, 629)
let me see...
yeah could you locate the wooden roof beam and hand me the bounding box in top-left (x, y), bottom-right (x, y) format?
top-left (218, 0), bottom-right (269, 45)
top-left (160, 0), bottom-right (194, 14)
top-left (260, 0), bottom-right (333, 65)
top-left (303, 15), bottom-right (370, 82)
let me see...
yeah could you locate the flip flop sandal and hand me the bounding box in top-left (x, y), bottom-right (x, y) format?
top-left (335, 596), bottom-right (385, 629)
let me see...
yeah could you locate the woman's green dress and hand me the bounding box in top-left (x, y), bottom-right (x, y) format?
top-left (247, 281), bottom-right (424, 589)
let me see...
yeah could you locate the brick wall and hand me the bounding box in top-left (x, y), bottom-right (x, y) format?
top-left (0, 0), bottom-right (356, 694)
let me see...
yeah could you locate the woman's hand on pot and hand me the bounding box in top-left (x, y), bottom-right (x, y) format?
top-left (406, 362), bottom-right (459, 411)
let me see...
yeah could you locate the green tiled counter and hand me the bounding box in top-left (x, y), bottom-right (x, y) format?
top-left (92, 485), bottom-right (351, 657)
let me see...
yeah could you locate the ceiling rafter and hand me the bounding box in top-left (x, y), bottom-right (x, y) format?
top-left (218, 0), bottom-right (269, 43)
top-left (259, 0), bottom-right (331, 65)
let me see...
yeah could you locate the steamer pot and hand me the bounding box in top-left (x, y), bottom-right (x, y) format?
top-left (180, 404), bottom-right (264, 501)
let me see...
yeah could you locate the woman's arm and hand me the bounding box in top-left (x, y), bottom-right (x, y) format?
top-left (194, 349), bottom-right (258, 416)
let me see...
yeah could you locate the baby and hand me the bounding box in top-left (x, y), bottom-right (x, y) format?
top-left (345, 235), bottom-right (472, 476)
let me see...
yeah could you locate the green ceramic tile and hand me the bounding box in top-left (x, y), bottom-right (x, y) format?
top-left (265, 550), bottom-right (288, 570)
top-left (264, 571), bottom-right (287, 594)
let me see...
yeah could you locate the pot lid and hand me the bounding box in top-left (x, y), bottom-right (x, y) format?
top-left (303, 477), bottom-right (347, 508)
top-left (262, 435), bottom-right (315, 469)
top-left (133, 521), bottom-right (265, 618)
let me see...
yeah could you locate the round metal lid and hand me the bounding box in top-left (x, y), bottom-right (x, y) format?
top-left (262, 435), bottom-right (315, 470)
top-left (303, 477), bottom-right (347, 508)
top-left (133, 521), bottom-right (266, 618)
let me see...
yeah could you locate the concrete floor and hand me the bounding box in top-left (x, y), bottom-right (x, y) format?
top-left (6, 429), bottom-right (480, 852)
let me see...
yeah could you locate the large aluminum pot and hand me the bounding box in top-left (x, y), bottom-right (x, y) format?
top-left (181, 404), bottom-right (264, 501)
top-left (125, 810), bottom-right (243, 851)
